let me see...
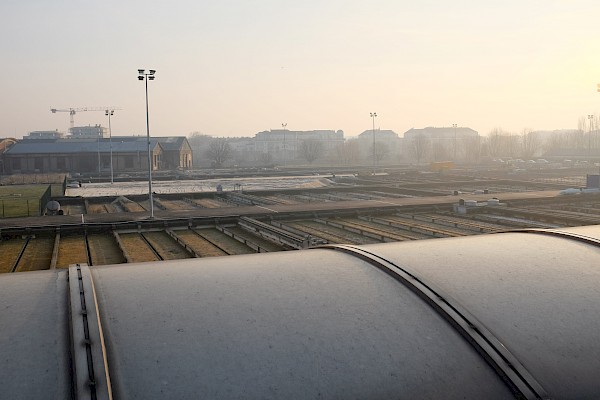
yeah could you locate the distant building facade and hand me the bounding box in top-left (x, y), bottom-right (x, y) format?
top-left (25, 130), bottom-right (65, 140)
top-left (0, 138), bottom-right (16, 153)
top-left (357, 129), bottom-right (403, 163)
top-left (403, 126), bottom-right (480, 162)
top-left (136, 136), bottom-right (192, 170)
top-left (103, 136), bottom-right (193, 170)
top-left (254, 129), bottom-right (344, 162)
top-left (69, 125), bottom-right (108, 138)
top-left (0, 138), bottom-right (17, 174)
top-left (403, 126), bottom-right (479, 141)
top-left (2, 136), bottom-right (192, 174)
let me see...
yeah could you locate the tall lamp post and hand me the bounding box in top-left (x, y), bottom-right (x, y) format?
top-left (97, 132), bottom-right (101, 177)
top-left (282, 123), bottom-right (287, 167)
top-left (452, 123), bottom-right (457, 161)
top-left (138, 69), bottom-right (156, 219)
top-left (370, 112), bottom-right (377, 175)
top-left (105, 109), bottom-right (115, 184)
top-left (597, 84), bottom-right (600, 184)
top-left (588, 114), bottom-right (594, 158)
top-left (596, 84), bottom-right (600, 184)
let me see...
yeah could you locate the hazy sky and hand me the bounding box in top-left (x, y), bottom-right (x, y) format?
top-left (2, 0), bottom-right (600, 139)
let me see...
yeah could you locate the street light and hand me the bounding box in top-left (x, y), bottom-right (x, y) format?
top-left (138, 68), bottom-right (156, 219)
top-left (370, 112), bottom-right (377, 175)
top-left (105, 109), bottom-right (115, 184)
top-left (597, 84), bottom-right (600, 183)
top-left (452, 123), bottom-right (457, 161)
top-left (588, 114), bottom-right (594, 157)
top-left (282, 123), bottom-right (287, 167)
top-left (97, 130), bottom-right (101, 177)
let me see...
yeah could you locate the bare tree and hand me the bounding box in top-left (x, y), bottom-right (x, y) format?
top-left (206, 138), bottom-right (231, 168)
top-left (544, 132), bottom-right (564, 154)
top-left (486, 128), bottom-right (519, 158)
top-left (258, 152), bottom-right (273, 166)
top-left (299, 140), bottom-right (324, 164)
top-left (431, 141), bottom-right (449, 162)
top-left (520, 129), bottom-right (540, 159)
top-left (574, 117), bottom-right (588, 150)
top-left (411, 134), bottom-right (430, 165)
top-left (335, 140), bottom-right (361, 165)
top-left (462, 136), bottom-right (482, 164)
top-left (372, 141), bottom-right (390, 165)
top-left (486, 128), bottom-right (506, 158)
top-left (578, 115), bottom-right (600, 153)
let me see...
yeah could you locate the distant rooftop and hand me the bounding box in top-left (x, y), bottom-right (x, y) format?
top-left (404, 127), bottom-right (479, 139)
top-left (5, 138), bottom-right (162, 154)
top-left (357, 129), bottom-right (399, 138)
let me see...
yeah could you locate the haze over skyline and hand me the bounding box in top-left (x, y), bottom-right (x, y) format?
top-left (2, 0), bottom-right (600, 139)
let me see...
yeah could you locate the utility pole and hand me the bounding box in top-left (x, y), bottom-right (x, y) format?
top-left (588, 114), bottom-right (594, 157)
top-left (282, 123), bottom-right (287, 167)
top-left (452, 123), bottom-right (457, 161)
top-left (105, 110), bottom-right (115, 184)
top-left (138, 69), bottom-right (156, 219)
top-left (370, 112), bottom-right (377, 175)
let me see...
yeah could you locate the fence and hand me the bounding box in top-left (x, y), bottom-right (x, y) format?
top-left (0, 198), bottom-right (41, 218)
top-left (0, 185), bottom-right (52, 218)
top-left (39, 185), bottom-right (52, 215)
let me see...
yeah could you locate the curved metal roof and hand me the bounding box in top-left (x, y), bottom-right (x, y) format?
top-left (1, 226), bottom-right (599, 399)
top-left (0, 270), bottom-right (71, 399)
top-left (345, 228), bottom-right (600, 399)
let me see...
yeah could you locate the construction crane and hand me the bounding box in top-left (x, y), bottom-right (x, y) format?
top-left (50, 107), bottom-right (121, 129)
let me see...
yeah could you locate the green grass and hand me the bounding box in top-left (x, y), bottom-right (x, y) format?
top-left (0, 184), bottom-right (50, 218)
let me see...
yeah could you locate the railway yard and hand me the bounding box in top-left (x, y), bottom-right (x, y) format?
top-left (1, 173), bottom-right (600, 273)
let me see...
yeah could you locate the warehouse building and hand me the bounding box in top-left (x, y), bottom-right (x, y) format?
top-left (2, 136), bottom-right (192, 174)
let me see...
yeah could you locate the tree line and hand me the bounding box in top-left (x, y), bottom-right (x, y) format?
top-left (189, 115), bottom-right (600, 168)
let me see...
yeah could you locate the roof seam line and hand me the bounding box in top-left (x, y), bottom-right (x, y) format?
top-left (321, 244), bottom-right (549, 400)
top-left (503, 229), bottom-right (600, 248)
top-left (68, 264), bottom-right (113, 400)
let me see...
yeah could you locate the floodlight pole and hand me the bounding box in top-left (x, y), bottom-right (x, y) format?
top-left (370, 112), bottom-right (377, 175)
top-left (282, 123), bottom-right (287, 167)
top-left (597, 84), bottom-right (600, 184)
top-left (139, 69), bottom-right (156, 219)
top-left (106, 109), bottom-right (114, 184)
top-left (588, 114), bottom-right (594, 158)
top-left (453, 123), bottom-right (457, 161)
top-left (97, 133), bottom-right (101, 177)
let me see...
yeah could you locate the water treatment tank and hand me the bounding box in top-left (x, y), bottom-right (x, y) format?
top-left (45, 200), bottom-right (61, 215)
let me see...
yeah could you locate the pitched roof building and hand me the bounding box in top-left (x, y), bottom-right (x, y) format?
top-left (2, 136), bottom-right (192, 174)
top-left (0, 138), bottom-right (17, 175)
